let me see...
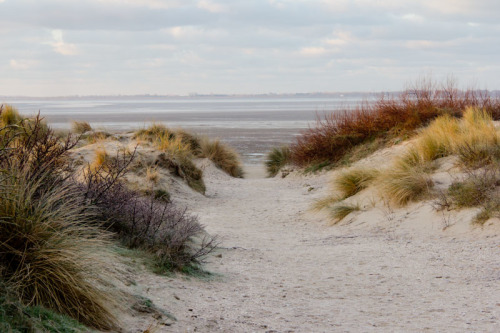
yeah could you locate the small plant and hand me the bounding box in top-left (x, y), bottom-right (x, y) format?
top-left (197, 138), bottom-right (244, 178)
top-left (80, 148), bottom-right (216, 270)
top-left (330, 203), bottom-right (361, 223)
top-left (379, 164), bottom-right (434, 206)
top-left (265, 146), bottom-right (291, 177)
top-left (71, 120), bottom-right (92, 134)
top-left (0, 169), bottom-right (119, 330)
top-left (0, 104), bottom-right (23, 126)
top-left (333, 167), bottom-right (378, 198)
top-left (83, 130), bottom-right (112, 144)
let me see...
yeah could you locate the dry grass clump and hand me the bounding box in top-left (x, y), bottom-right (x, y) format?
top-left (445, 167), bottom-right (500, 224)
top-left (0, 116), bottom-right (119, 330)
top-left (379, 165), bottom-right (434, 206)
top-left (408, 107), bottom-right (499, 168)
top-left (379, 107), bottom-right (499, 207)
top-left (329, 203), bottom-right (361, 224)
top-left (71, 120), bottom-right (92, 134)
top-left (136, 123), bottom-right (243, 181)
top-left (290, 79), bottom-right (500, 168)
top-left (265, 146), bottom-right (291, 177)
top-left (83, 130), bottom-right (112, 144)
top-left (197, 138), bottom-right (244, 178)
top-left (0, 171), bottom-right (118, 330)
top-left (0, 280), bottom-right (86, 332)
top-left (334, 167), bottom-right (379, 199)
top-left (0, 104), bottom-right (23, 126)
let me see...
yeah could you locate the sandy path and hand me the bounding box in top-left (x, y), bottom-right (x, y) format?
top-left (133, 168), bottom-right (500, 333)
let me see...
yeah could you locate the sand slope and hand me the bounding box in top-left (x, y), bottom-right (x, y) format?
top-left (126, 163), bottom-right (499, 332)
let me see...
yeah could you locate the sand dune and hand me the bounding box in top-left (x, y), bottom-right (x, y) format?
top-left (120, 158), bottom-right (499, 332)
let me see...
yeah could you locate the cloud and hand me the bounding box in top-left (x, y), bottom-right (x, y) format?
top-left (50, 30), bottom-right (77, 55)
top-left (96, 0), bottom-right (183, 9)
top-left (10, 59), bottom-right (38, 70)
top-left (300, 47), bottom-right (327, 56)
top-left (197, 0), bottom-right (227, 13)
top-left (0, 0), bottom-right (499, 95)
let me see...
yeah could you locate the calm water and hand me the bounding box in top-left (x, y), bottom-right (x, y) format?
top-left (5, 96), bottom-right (366, 164)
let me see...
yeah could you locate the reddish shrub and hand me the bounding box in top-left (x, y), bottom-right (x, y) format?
top-left (291, 80), bottom-right (500, 167)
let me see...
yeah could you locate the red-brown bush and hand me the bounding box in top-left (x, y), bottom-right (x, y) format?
top-left (291, 80), bottom-right (500, 167)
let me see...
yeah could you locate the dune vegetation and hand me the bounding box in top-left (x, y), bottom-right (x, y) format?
top-left (135, 123), bottom-right (244, 185)
top-left (266, 79), bottom-right (500, 177)
top-left (0, 105), bottom-right (219, 330)
top-left (314, 106), bottom-right (500, 224)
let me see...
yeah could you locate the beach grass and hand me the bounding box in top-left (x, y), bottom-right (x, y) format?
top-left (265, 146), bottom-right (291, 177)
top-left (289, 79), bottom-right (500, 168)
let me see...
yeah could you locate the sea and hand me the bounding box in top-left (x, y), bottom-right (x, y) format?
top-left (3, 96), bottom-right (368, 165)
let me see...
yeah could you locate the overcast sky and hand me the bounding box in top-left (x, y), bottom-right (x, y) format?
top-left (1, 0), bottom-right (499, 96)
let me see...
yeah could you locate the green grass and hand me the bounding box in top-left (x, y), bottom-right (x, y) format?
top-left (265, 146), bottom-right (291, 177)
top-left (197, 138), bottom-right (244, 178)
top-left (0, 170), bottom-right (119, 330)
top-left (329, 203), bottom-right (361, 224)
top-left (0, 281), bottom-right (86, 333)
top-left (333, 167), bottom-right (379, 199)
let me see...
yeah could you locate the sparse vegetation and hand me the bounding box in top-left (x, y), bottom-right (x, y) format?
top-left (265, 146), bottom-right (291, 177)
top-left (197, 137), bottom-right (244, 177)
top-left (80, 148), bottom-right (217, 270)
top-left (0, 104), bottom-right (23, 126)
top-left (0, 114), bottom-right (119, 330)
top-left (134, 124), bottom-right (244, 192)
top-left (330, 203), bottom-right (361, 223)
top-left (0, 106), bottom-right (220, 331)
top-left (71, 120), bottom-right (92, 134)
top-left (379, 163), bottom-right (434, 206)
top-left (333, 167), bottom-right (378, 199)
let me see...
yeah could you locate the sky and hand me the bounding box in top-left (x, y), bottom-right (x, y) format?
top-left (1, 0), bottom-right (499, 96)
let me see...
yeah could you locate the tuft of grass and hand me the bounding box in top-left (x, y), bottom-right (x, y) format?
top-left (197, 138), bottom-right (244, 178)
top-left (265, 146), bottom-right (291, 177)
top-left (311, 195), bottom-right (340, 212)
top-left (146, 166), bottom-right (160, 184)
top-left (71, 121), bottom-right (92, 134)
top-left (333, 167), bottom-right (379, 199)
top-left (329, 203), bottom-right (361, 224)
top-left (379, 159), bottom-right (434, 206)
top-left (153, 188), bottom-right (171, 202)
top-left (0, 281), bottom-right (86, 333)
top-left (137, 124), bottom-right (243, 178)
top-left (83, 131), bottom-right (112, 144)
top-left (0, 171), bottom-right (119, 330)
top-left (0, 104), bottom-right (23, 127)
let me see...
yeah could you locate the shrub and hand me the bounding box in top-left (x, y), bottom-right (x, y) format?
top-left (333, 167), bottom-right (378, 198)
top-left (290, 79), bottom-right (500, 167)
top-left (0, 116), bottom-right (120, 330)
top-left (197, 138), bottom-right (244, 178)
top-left (80, 149), bottom-right (217, 270)
top-left (0, 169), bottom-right (118, 330)
top-left (71, 121), bottom-right (92, 134)
top-left (265, 146), bottom-right (291, 177)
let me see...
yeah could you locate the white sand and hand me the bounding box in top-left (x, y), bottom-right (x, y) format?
top-left (124, 162), bottom-right (500, 332)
